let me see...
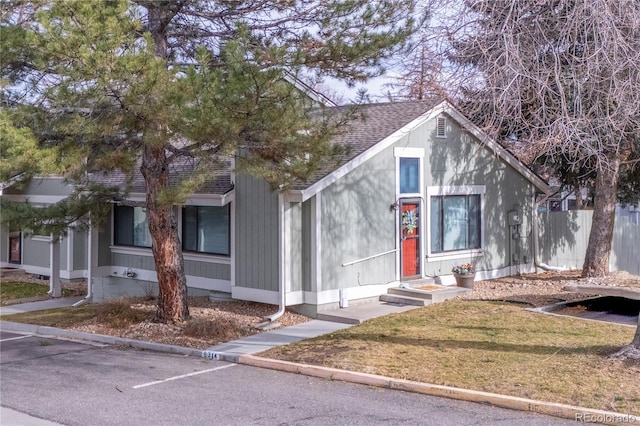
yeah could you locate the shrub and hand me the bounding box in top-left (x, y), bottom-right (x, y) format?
top-left (95, 298), bottom-right (151, 329)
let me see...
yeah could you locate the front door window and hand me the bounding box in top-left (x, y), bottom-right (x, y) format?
top-left (400, 201), bottom-right (420, 278)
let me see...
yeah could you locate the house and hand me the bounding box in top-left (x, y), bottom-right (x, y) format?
top-left (0, 100), bottom-right (550, 316)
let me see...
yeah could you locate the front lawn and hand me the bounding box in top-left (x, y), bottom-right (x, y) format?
top-left (262, 300), bottom-right (640, 415)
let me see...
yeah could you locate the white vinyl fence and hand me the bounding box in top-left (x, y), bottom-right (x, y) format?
top-left (538, 211), bottom-right (640, 275)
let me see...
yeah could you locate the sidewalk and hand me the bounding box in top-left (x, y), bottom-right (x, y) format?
top-left (0, 297), bottom-right (419, 360)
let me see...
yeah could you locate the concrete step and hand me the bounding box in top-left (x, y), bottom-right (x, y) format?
top-left (316, 301), bottom-right (422, 324)
top-left (315, 313), bottom-right (363, 325)
top-left (387, 286), bottom-right (472, 303)
top-left (379, 294), bottom-right (431, 306)
top-left (388, 287), bottom-right (434, 300)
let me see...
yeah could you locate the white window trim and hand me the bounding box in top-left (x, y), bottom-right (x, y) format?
top-left (111, 204), bottom-right (234, 266)
top-left (181, 204), bottom-right (232, 258)
top-left (110, 246), bottom-right (153, 257)
top-left (109, 246), bottom-right (231, 265)
top-left (31, 235), bottom-right (52, 242)
top-left (426, 185), bottom-right (485, 261)
top-left (395, 148), bottom-right (425, 279)
top-left (394, 148), bottom-right (425, 198)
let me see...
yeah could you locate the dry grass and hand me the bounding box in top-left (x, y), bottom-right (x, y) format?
top-left (0, 296), bottom-right (309, 349)
top-left (263, 300), bottom-right (640, 415)
top-left (95, 299), bottom-right (153, 329)
top-left (182, 316), bottom-right (249, 341)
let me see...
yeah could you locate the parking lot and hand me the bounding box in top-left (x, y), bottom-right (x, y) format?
top-left (1, 330), bottom-right (577, 425)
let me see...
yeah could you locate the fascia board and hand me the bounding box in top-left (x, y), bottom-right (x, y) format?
top-left (120, 190), bottom-right (235, 206)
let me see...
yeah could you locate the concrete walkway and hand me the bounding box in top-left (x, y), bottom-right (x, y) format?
top-left (0, 297), bottom-right (419, 361)
top-left (0, 297), bottom-right (85, 315)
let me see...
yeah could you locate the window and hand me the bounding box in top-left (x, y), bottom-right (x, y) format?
top-left (436, 116), bottom-right (446, 138)
top-left (399, 158), bottom-right (420, 194)
top-left (430, 194), bottom-right (481, 253)
top-left (114, 206), bottom-right (152, 248)
top-left (182, 205), bottom-right (230, 256)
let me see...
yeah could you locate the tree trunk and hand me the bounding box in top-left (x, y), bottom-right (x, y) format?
top-left (609, 314), bottom-right (640, 360)
top-left (141, 145), bottom-right (189, 323)
top-left (573, 181), bottom-right (584, 210)
top-left (581, 156), bottom-right (620, 278)
top-left (136, 4), bottom-right (189, 323)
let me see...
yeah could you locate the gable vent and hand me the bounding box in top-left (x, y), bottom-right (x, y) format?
top-left (436, 116), bottom-right (446, 138)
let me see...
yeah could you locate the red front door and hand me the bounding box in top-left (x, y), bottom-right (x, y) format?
top-left (400, 201), bottom-right (420, 278)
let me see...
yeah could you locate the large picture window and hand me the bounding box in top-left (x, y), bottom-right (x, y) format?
top-left (430, 194), bottom-right (481, 253)
top-left (114, 206), bottom-right (152, 248)
top-left (182, 205), bottom-right (230, 256)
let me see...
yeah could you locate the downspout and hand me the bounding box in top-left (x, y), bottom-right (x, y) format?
top-left (73, 222), bottom-right (93, 307)
top-left (266, 193), bottom-right (286, 322)
top-left (532, 193), bottom-right (567, 272)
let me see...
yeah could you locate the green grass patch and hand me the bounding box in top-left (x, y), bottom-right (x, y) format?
top-left (1, 281), bottom-right (76, 302)
top-left (263, 300), bottom-right (640, 415)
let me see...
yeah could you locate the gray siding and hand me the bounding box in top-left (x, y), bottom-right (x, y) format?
top-left (423, 115), bottom-right (535, 277)
top-left (60, 236), bottom-right (68, 270)
top-left (235, 174), bottom-right (279, 291)
top-left (0, 226), bottom-right (8, 263)
top-left (97, 216), bottom-right (112, 267)
top-left (290, 202), bottom-right (303, 292)
top-left (301, 198), bottom-right (313, 292)
top-left (21, 237), bottom-right (50, 268)
top-left (320, 146), bottom-right (397, 290)
top-left (73, 230), bottom-right (87, 270)
top-left (318, 113), bottom-right (538, 290)
top-left (185, 259), bottom-right (231, 280)
top-left (110, 253), bottom-right (230, 280)
top-left (112, 252), bottom-right (155, 270)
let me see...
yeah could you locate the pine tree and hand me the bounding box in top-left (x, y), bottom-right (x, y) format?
top-left (1, 0), bottom-right (417, 322)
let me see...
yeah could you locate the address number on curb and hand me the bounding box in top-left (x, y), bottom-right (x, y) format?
top-left (202, 351), bottom-right (222, 360)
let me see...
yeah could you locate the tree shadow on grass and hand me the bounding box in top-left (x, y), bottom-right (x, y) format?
top-left (338, 333), bottom-right (617, 356)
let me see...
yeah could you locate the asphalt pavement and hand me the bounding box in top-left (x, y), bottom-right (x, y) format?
top-left (1, 297), bottom-right (638, 425)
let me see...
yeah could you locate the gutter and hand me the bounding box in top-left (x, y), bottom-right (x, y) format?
top-left (73, 222), bottom-right (93, 307)
top-left (532, 193), bottom-right (568, 272)
top-left (265, 193), bottom-right (287, 323)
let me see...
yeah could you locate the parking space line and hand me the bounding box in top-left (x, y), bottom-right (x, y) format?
top-left (0, 335), bottom-right (33, 343)
top-left (133, 363), bottom-right (237, 389)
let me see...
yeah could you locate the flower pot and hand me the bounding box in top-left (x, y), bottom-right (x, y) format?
top-left (454, 273), bottom-right (475, 288)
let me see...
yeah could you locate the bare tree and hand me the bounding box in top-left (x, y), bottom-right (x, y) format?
top-left (430, 0), bottom-right (640, 277)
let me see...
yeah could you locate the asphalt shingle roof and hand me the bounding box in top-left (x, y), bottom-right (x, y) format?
top-left (293, 99), bottom-right (441, 190)
top-left (91, 158), bottom-right (233, 195)
top-left (91, 100), bottom-right (440, 195)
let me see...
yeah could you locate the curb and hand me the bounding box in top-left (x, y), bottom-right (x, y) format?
top-left (237, 354), bottom-right (640, 426)
top-left (0, 321), bottom-right (204, 357)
